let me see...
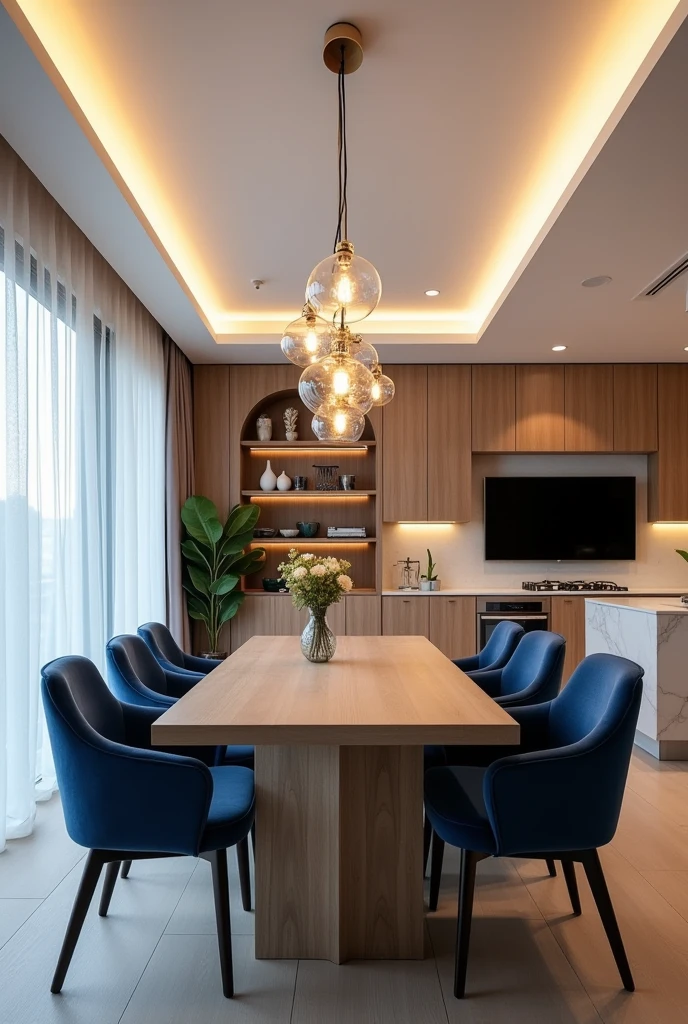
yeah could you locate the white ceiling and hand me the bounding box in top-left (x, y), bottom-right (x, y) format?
top-left (1, 0), bottom-right (688, 362)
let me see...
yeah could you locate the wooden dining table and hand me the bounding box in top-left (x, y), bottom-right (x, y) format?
top-left (152, 634), bottom-right (519, 964)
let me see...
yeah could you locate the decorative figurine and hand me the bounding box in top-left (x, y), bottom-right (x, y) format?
top-left (283, 407), bottom-right (299, 441)
top-left (256, 414), bottom-right (273, 441)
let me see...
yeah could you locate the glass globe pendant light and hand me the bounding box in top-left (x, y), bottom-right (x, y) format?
top-left (306, 241), bottom-right (381, 324)
top-left (281, 304), bottom-right (333, 367)
top-left (312, 399), bottom-right (366, 443)
top-left (370, 364), bottom-right (395, 406)
top-left (349, 335), bottom-right (379, 371)
top-left (299, 327), bottom-right (375, 415)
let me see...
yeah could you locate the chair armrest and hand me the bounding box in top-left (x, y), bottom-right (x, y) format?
top-left (501, 702), bottom-right (551, 750)
top-left (120, 702), bottom-right (217, 765)
top-left (495, 682), bottom-right (553, 709)
top-left (184, 653), bottom-right (222, 673)
top-left (453, 654), bottom-right (480, 672)
top-left (164, 668), bottom-right (203, 698)
top-left (465, 668), bottom-right (503, 697)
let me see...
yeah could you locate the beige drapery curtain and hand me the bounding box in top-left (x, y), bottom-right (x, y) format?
top-left (163, 334), bottom-right (194, 647)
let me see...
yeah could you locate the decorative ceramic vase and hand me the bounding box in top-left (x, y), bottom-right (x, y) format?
top-left (259, 460), bottom-right (277, 491)
top-left (256, 414), bottom-right (272, 441)
top-left (283, 407), bottom-right (298, 442)
top-left (300, 607), bottom-right (337, 663)
top-left (277, 471), bottom-right (292, 491)
top-left (420, 579), bottom-right (441, 591)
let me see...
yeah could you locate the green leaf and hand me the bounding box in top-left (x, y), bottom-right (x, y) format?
top-left (217, 529), bottom-right (254, 561)
top-left (181, 538), bottom-right (211, 568)
top-left (210, 574), bottom-right (240, 596)
top-left (224, 503), bottom-right (259, 539)
top-left (230, 549), bottom-right (266, 575)
top-left (218, 591), bottom-right (245, 625)
top-left (677, 550), bottom-right (688, 563)
top-left (187, 564), bottom-right (211, 596)
top-left (186, 595), bottom-right (210, 622)
top-left (181, 495), bottom-right (223, 548)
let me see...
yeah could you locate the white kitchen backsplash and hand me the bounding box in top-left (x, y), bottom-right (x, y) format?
top-left (383, 454), bottom-right (688, 591)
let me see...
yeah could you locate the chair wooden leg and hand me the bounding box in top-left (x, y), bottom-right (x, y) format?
top-left (237, 836), bottom-right (251, 912)
top-left (423, 814), bottom-right (432, 878)
top-left (546, 858), bottom-right (557, 877)
top-left (51, 851), bottom-right (104, 993)
top-left (454, 849), bottom-right (479, 999)
top-left (428, 832), bottom-right (445, 912)
top-left (98, 861), bottom-right (121, 917)
top-left (121, 860), bottom-right (132, 879)
top-left (561, 859), bottom-right (581, 915)
top-left (581, 849), bottom-right (634, 992)
top-left (209, 849), bottom-right (234, 998)
top-left (250, 822), bottom-right (256, 858)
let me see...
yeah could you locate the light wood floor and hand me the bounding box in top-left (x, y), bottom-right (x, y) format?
top-left (2, 748), bottom-right (688, 1023)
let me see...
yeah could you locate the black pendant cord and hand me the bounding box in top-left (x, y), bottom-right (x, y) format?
top-left (334, 46), bottom-right (349, 251)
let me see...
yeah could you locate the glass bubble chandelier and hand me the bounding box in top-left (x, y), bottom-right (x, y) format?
top-left (280, 22), bottom-right (395, 441)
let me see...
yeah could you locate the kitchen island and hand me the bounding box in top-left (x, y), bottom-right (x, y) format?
top-left (586, 597), bottom-right (688, 759)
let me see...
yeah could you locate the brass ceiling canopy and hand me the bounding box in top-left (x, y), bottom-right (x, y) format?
top-left (322, 22), bottom-right (363, 74)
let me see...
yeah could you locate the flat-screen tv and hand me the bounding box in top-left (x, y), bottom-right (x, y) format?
top-left (484, 477), bottom-right (636, 561)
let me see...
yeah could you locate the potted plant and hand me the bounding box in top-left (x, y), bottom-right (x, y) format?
top-left (278, 549), bottom-right (353, 662)
top-left (420, 549), bottom-right (440, 591)
top-left (676, 550), bottom-right (688, 605)
top-left (181, 497), bottom-right (266, 658)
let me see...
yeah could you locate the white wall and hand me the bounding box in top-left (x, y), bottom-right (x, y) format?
top-left (382, 454), bottom-right (688, 590)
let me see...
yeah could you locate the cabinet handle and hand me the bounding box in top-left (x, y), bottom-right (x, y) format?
top-left (448, 599), bottom-right (456, 603)
top-left (403, 599), bottom-right (410, 603)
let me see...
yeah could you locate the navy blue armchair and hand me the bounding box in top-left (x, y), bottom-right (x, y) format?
top-left (424, 653), bottom-right (643, 998)
top-left (453, 619), bottom-right (523, 675)
top-left (106, 634), bottom-right (254, 772)
top-left (41, 655), bottom-right (255, 998)
top-left (138, 620), bottom-right (222, 675)
top-left (468, 629), bottom-right (566, 708)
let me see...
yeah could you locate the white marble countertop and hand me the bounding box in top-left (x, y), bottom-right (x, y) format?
top-left (382, 588), bottom-right (688, 598)
top-left (585, 597), bottom-right (688, 615)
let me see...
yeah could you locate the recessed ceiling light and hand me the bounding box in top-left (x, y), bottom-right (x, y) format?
top-left (425, 289), bottom-right (440, 297)
top-left (581, 275), bottom-right (612, 288)
top-left (684, 346), bottom-right (688, 352)
top-left (552, 345), bottom-right (567, 352)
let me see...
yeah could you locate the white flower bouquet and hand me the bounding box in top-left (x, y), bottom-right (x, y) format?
top-left (278, 549), bottom-right (353, 611)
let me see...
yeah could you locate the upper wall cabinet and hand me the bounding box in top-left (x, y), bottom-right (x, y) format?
top-left (383, 365), bottom-right (471, 522)
top-left (613, 365), bottom-right (658, 452)
top-left (649, 365), bottom-right (688, 522)
top-left (471, 366), bottom-right (515, 451)
top-left (564, 365), bottom-right (614, 451)
top-left (515, 365), bottom-right (565, 451)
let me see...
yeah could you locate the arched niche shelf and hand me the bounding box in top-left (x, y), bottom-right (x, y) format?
top-left (241, 388), bottom-right (376, 443)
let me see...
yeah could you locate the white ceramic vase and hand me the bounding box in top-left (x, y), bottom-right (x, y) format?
top-left (277, 471), bottom-right (292, 491)
top-left (259, 460), bottom-right (277, 491)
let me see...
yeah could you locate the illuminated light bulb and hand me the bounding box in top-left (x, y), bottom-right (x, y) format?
top-left (312, 401), bottom-right (366, 442)
top-left (333, 369), bottom-right (350, 395)
top-left (371, 380), bottom-right (381, 402)
top-left (299, 353), bottom-right (375, 414)
top-left (281, 308), bottom-right (333, 368)
top-left (371, 366), bottom-right (395, 407)
top-left (305, 330), bottom-right (319, 353)
top-left (306, 241), bottom-right (381, 324)
top-left (334, 410), bottom-right (347, 434)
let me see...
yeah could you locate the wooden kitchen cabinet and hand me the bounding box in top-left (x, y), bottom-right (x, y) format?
top-left (428, 596), bottom-right (476, 659)
top-left (564, 365), bottom-right (614, 451)
top-left (649, 365), bottom-right (688, 521)
top-left (551, 596), bottom-right (586, 684)
top-left (231, 595), bottom-right (346, 651)
top-left (382, 596), bottom-right (429, 637)
top-left (427, 365), bottom-right (471, 521)
top-left (345, 595), bottom-right (381, 635)
top-left (515, 365), bottom-right (565, 451)
top-left (472, 365), bottom-right (516, 451)
top-left (613, 365), bottom-right (657, 452)
top-left (383, 365), bottom-right (428, 522)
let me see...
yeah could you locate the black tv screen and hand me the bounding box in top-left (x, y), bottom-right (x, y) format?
top-left (484, 477), bottom-right (636, 561)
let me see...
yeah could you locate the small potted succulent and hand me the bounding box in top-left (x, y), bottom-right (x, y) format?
top-left (676, 550), bottom-right (688, 605)
top-left (420, 549), bottom-right (440, 591)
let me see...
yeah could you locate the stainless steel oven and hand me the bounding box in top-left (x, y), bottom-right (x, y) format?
top-left (477, 597), bottom-right (550, 648)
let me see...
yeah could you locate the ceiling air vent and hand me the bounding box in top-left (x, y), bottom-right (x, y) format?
top-left (638, 252), bottom-right (688, 298)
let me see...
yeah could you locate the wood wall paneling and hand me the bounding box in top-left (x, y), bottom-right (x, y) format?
top-left (382, 596), bottom-right (429, 637)
top-left (427, 365), bottom-right (471, 521)
top-left (649, 365), bottom-right (688, 521)
top-left (613, 365), bottom-right (658, 452)
top-left (345, 595), bottom-right (382, 635)
top-left (515, 365), bottom-right (565, 451)
top-left (382, 366), bottom-right (428, 521)
top-left (193, 365), bottom-right (231, 518)
top-left (551, 596), bottom-right (586, 685)
top-left (564, 365), bottom-right (614, 451)
top-left (471, 365), bottom-right (515, 452)
top-left (428, 596), bottom-right (477, 659)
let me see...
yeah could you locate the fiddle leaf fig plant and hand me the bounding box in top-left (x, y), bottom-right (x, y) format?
top-left (677, 550), bottom-right (688, 564)
top-left (181, 497), bottom-right (265, 654)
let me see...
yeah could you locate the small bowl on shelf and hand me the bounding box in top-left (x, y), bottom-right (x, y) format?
top-left (297, 521), bottom-right (320, 538)
top-left (262, 578), bottom-right (287, 592)
top-left (279, 529), bottom-right (300, 538)
top-left (253, 527), bottom-right (276, 538)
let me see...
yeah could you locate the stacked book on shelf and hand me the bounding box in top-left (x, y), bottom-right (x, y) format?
top-left (327, 526), bottom-right (367, 538)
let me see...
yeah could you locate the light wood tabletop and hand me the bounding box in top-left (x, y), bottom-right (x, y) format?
top-left (151, 634), bottom-right (519, 747)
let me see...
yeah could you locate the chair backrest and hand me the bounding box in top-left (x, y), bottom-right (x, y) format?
top-left (106, 634), bottom-right (168, 704)
top-left (138, 621), bottom-right (184, 669)
top-left (478, 620), bottom-right (524, 669)
top-left (500, 630), bottom-right (566, 698)
top-left (549, 652), bottom-right (643, 749)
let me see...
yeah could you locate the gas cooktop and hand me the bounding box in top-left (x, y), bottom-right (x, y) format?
top-left (522, 580), bottom-right (629, 592)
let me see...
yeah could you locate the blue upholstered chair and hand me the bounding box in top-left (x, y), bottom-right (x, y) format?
top-left (425, 653), bottom-right (644, 998)
top-left (41, 655), bottom-right (255, 998)
top-left (453, 619), bottom-right (524, 675)
top-left (106, 634), bottom-right (254, 770)
top-left (467, 629), bottom-right (566, 708)
top-left (138, 620), bottom-right (222, 675)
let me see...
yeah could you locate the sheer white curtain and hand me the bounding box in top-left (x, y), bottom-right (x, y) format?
top-left (0, 137), bottom-right (167, 850)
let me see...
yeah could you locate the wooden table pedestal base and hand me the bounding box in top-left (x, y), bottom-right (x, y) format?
top-left (254, 744), bottom-right (424, 963)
